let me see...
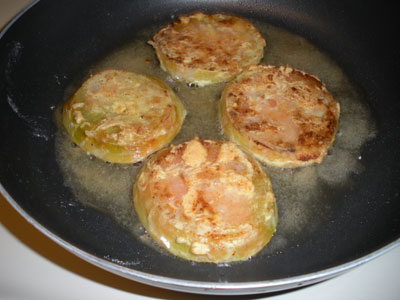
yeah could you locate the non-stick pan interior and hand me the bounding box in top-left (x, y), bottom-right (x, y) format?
top-left (1, 0), bottom-right (399, 295)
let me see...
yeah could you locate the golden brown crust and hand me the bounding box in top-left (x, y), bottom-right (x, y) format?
top-left (149, 12), bottom-right (266, 86)
top-left (62, 69), bottom-right (185, 163)
top-left (220, 65), bottom-right (340, 168)
top-left (133, 138), bottom-right (277, 263)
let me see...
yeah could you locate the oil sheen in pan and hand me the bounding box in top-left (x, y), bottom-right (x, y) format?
top-left (54, 20), bottom-right (376, 260)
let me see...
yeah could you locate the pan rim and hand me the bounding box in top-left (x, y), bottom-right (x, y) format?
top-left (2, 183), bottom-right (399, 295)
top-left (0, 0), bottom-right (39, 38)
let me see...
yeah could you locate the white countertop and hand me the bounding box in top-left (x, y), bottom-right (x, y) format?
top-left (1, 1), bottom-right (400, 299)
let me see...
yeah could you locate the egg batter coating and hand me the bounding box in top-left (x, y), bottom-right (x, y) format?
top-left (62, 69), bottom-right (185, 163)
top-left (220, 65), bottom-right (340, 168)
top-left (133, 138), bottom-right (277, 263)
top-left (148, 12), bottom-right (266, 86)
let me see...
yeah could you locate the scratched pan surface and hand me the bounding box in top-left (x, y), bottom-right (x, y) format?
top-left (1, 0), bottom-right (400, 295)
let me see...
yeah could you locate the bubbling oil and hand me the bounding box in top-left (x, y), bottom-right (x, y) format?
top-left (55, 20), bottom-right (376, 259)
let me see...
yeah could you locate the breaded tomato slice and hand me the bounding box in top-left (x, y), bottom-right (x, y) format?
top-left (133, 138), bottom-right (277, 263)
top-left (62, 69), bottom-right (185, 164)
top-left (220, 65), bottom-right (340, 168)
top-left (149, 12), bottom-right (266, 87)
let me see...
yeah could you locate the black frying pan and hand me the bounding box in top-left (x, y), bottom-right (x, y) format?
top-left (1, 0), bottom-right (399, 295)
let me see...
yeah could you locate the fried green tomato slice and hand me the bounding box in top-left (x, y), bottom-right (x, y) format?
top-left (220, 65), bottom-right (340, 168)
top-left (62, 69), bottom-right (186, 164)
top-left (133, 138), bottom-right (277, 263)
top-left (148, 12), bottom-right (266, 87)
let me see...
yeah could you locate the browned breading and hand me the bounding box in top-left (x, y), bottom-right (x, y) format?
top-left (149, 12), bottom-right (266, 86)
top-left (133, 138), bottom-right (277, 262)
top-left (220, 65), bottom-right (340, 167)
top-left (62, 69), bottom-right (186, 163)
